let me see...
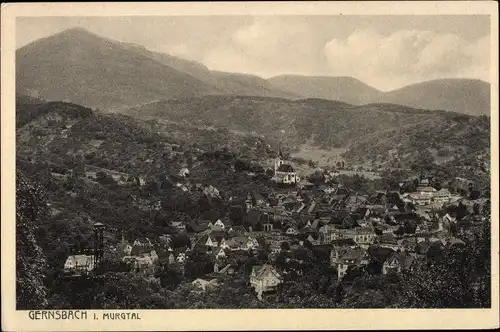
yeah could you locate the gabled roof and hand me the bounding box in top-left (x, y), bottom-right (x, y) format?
top-left (251, 264), bottom-right (281, 280)
top-left (229, 225), bottom-right (246, 233)
top-left (224, 236), bottom-right (248, 248)
top-left (331, 238), bottom-right (356, 247)
top-left (130, 244), bottom-right (153, 256)
top-left (134, 237), bottom-right (152, 245)
top-left (340, 248), bottom-right (367, 265)
top-left (66, 254), bottom-right (94, 266)
top-left (277, 164), bottom-right (294, 173)
top-left (417, 186), bottom-right (437, 192)
top-left (378, 232), bottom-right (397, 245)
top-left (386, 252), bottom-right (415, 270)
top-left (310, 219), bottom-right (320, 229)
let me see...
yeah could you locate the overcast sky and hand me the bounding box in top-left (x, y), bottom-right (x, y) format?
top-left (17, 15), bottom-right (491, 91)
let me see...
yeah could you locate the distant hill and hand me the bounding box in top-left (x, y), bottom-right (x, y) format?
top-left (125, 95), bottom-right (488, 155)
top-left (377, 79), bottom-right (491, 116)
top-left (268, 75), bottom-right (381, 105)
top-left (268, 76), bottom-right (490, 116)
top-left (16, 27), bottom-right (220, 111)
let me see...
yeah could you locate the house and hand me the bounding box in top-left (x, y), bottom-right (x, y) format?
top-left (329, 240), bottom-right (356, 267)
top-left (306, 234), bottom-right (320, 246)
top-left (285, 226), bottom-right (299, 236)
top-left (281, 196), bottom-right (300, 211)
top-left (130, 242), bottom-right (155, 256)
top-left (168, 252), bottom-right (176, 264)
top-left (203, 185), bottom-right (221, 198)
top-left (205, 235), bottom-right (223, 248)
top-left (336, 248), bottom-right (369, 280)
top-left (377, 233), bottom-right (401, 251)
top-left (158, 234), bottom-right (172, 248)
top-left (382, 252), bottom-right (415, 274)
top-left (192, 278), bottom-right (219, 292)
top-left (318, 225), bottom-right (340, 244)
top-left (179, 167), bottom-right (190, 178)
top-left (434, 188), bottom-right (451, 204)
top-left (129, 255), bottom-right (156, 273)
top-left (220, 237), bottom-right (247, 251)
top-left (442, 213), bottom-right (456, 224)
top-left (133, 237), bottom-right (152, 247)
top-left (407, 193), bottom-right (432, 206)
top-left (450, 177), bottom-right (475, 196)
top-left (117, 241), bottom-right (132, 256)
top-left (215, 248), bottom-right (226, 259)
top-left (353, 227), bottom-right (377, 247)
top-left (251, 192), bottom-right (267, 207)
top-left (64, 255), bottom-right (95, 273)
top-left (250, 264), bottom-right (283, 300)
top-left (213, 219), bottom-right (226, 230)
top-left (247, 237), bottom-right (260, 250)
top-left (171, 221), bottom-right (186, 232)
top-left (219, 263), bottom-right (237, 275)
top-left (319, 225), bottom-right (359, 244)
top-left (416, 186), bottom-right (437, 197)
top-left (269, 242), bottom-right (283, 254)
top-left (263, 220), bottom-right (274, 232)
top-left (228, 225), bottom-right (246, 236)
top-left (342, 194), bottom-right (368, 212)
top-left (299, 179), bottom-right (314, 190)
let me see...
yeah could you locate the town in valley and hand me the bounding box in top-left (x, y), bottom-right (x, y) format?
top-left (15, 16), bottom-right (492, 310)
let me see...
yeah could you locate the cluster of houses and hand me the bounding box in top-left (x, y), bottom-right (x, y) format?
top-left (62, 147), bottom-right (484, 301)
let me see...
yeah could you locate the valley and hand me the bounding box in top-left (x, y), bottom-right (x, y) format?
top-left (14, 25), bottom-right (492, 311)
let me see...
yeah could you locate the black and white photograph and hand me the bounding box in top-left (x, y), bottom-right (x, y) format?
top-left (2, 1), bottom-right (499, 331)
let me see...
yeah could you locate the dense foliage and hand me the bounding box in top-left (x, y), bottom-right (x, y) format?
top-left (15, 98), bottom-right (492, 309)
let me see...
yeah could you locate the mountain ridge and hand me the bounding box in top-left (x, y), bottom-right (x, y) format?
top-left (16, 27), bottom-right (490, 116)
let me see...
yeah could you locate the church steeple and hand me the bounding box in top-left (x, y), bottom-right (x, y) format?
top-left (275, 144), bottom-right (285, 174)
top-left (278, 145), bottom-right (284, 158)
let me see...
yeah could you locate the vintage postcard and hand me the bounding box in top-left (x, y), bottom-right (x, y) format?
top-left (1, 1), bottom-right (499, 331)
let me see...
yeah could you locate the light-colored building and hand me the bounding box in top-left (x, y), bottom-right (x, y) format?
top-left (213, 219), bottom-right (225, 230)
top-left (382, 252), bottom-right (415, 275)
top-left (192, 278), bottom-right (219, 292)
top-left (271, 147), bottom-right (300, 185)
top-left (64, 254), bottom-right (95, 273)
top-left (336, 248), bottom-right (369, 280)
top-left (250, 264), bottom-right (282, 300)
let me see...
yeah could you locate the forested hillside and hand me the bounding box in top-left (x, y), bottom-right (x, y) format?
top-left (125, 96), bottom-right (490, 169)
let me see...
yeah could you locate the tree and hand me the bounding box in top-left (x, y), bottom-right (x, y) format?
top-left (171, 233), bottom-right (191, 249)
top-left (398, 224), bottom-right (490, 308)
top-left (280, 242), bottom-right (291, 251)
top-left (160, 265), bottom-right (183, 290)
top-left (16, 171), bottom-right (49, 309)
top-left (394, 226), bottom-right (405, 236)
top-left (185, 251), bottom-right (213, 280)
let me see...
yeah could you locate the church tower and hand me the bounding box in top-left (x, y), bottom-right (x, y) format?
top-left (274, 145), bottom-right (285, 173)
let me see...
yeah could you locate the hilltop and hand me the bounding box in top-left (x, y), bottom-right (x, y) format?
top-left (16, 27), bottom-right (220, 110)
top-left (17, 27), bottom-right (490, 115)
top-left (378, 79), bottom-right (491, 116)
top-left (16, 28), bottom-right (298, 111)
